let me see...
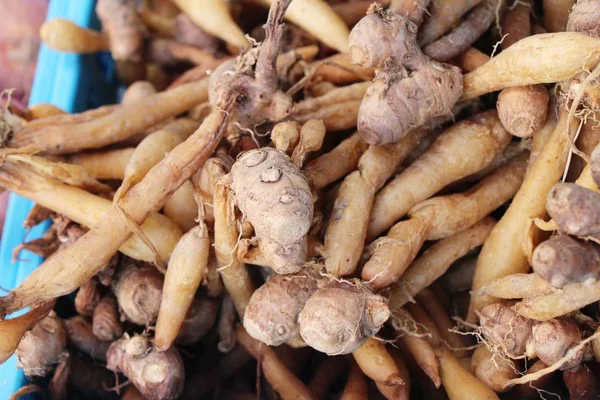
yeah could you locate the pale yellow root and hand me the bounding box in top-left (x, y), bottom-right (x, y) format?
top-left (155, 222), bottom-right (210, 351)
top-left (213, 183), bottom-right (255, 317)
top-left (236, 326), bottom-right (315, 400)
top-left (390, 217), bottom-right (496, 310)
top-left (417, 289), bottom-right (469, 358)
top-left (369, 110), bottom-right (510, 240)
top-left (471, 345), bottom-right (518, 393)
top-left (468, 107), bottom-right (575, 320)
top-left (0, 106), bottom-right (233, 315)
top-left (294, 100), bottom-right (361, 131)
top-left (460, 33), bottom-right (600, 101)
top-left (195, 154), bottom-right (233, 225)
top-left (543, 0), bottom-right (576, 32)
top-left (7, 154), bottom-right (111, 193)
top-left (481, 273), bottom-right (555, 299)
top-left (455, 47), bottom-right (490, 73)
top-left (41, 18), bottom-right (109, 53)
top-left (409, 151), bottom-right (528, 240)
top-left (121, 81), bottom-right (157, 105)
top-left (248, 0), bottom-right (350, 52)
top-left (0, 301), bottom-right (54, 364)
top-left (0, 160), bottom-right (182, 263)
top-left (323, 126), bottom-right (434, 277)
top-left (271, 121), bottom-right (301, 154)
top-left (576, 164), bottom-right (600, 192)
top-left (353, 338), bottom-right (404, 386)
top-left (23, 104), bottom-right (117, 130)
top-left (304, 132), bottom-right (368, 189)
top-left (515, 280), bottom-right (600, 321)
top-left (291, 119), bottom-right (326, 167)
top-left (164, 180), bottom-right (198, 232)
top-left (172, 0), bottom-right (248, 49)
top-left (393, 309), bottom-right (441, 387)
top-left (116, 118), bottom-right (199, 200)
top-left (340, 360), bottom-right (369, 400)
top-left (436, 346), bottom-right (501, 400)
top-left (362, 215), bottom-right (433, 289)
top-left (420, 0), bottom-right (483, 45)
top-left (293, 82), bottom-right (371, 115)
top-left (66, 148), bottom-right (134, 180)
top-left (10, 78), bottom-right (209, 154)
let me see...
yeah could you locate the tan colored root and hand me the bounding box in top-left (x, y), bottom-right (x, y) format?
top-left (390, 217), bottom-right (496, 310)
top-left (468, 107), bottom-right (575, 320)
top-left (0, 161), bottom-right (182, 263)
top-left (409, 151), bottom-right (528, 240)
top-left (369, 110), bottom-right (510, 240)
top-left (460, 33), bottom-right (600, 101)
top-left (324, 126), bottom-right (432, 277)
top-left (66, 148), bottom-right (134, 180)
top-left (291, 119), bottom-right (326, 167)
top-left (213, 183), bottom-right (255, 317)
top-left (121, 81), bottom-right (157, 105)
top-left (417, 289), bottom-right (469, 358)
top-left (10, 78), bottom-right (209, 154)
top-left (481, 273), bottom-right (555, 299)
top-left (0, 105), bottom-right (234, 315)
top-left (304, 132), bottom-right (368, 190)
top-left (392, 309), bottom-right (441, 387)
top-left (293, 82), bottom-right (371, 115)
top-left (294, 100), bottom-right (361, 131)
top-left (310, 53), bottom-right (375, 84)
top-left (271, 121), bottom-right (301, 154)
top-left (235, 326), bottom-right (314, 400)
top-left (353, 338), bottom-right (404, 386)
top-left (515, 280), bottom-right (600, 321)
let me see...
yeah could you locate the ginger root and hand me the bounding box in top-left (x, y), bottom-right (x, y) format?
top-left (15, 311), bottom-right (66, 378)
top-left (96, 0), bottom-right (145, 62)
top-left (532, 235), bottom-right (600, 287)
top-left (298, 281), bottom-right (390, 355)
top-left (227, 147), bottom-right (313, 273)
top-left (107, 335), bottom-right (184, 400)
top-left (349, 5), bottom-right (462, 145)
top-left (113, 260), bottom-right (163, 326)
top-left (243, 268), bottom-right (324, 346)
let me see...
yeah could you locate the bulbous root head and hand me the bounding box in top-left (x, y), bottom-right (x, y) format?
top-left (243, 269), bottom-right (324, 346)
top-left (478, 301), bottom-right (533, 359)
top-left (532, 235), bottom-right (600, 287)
top-left (497, 85), bottom-right (549, 138)
top-left (567, 0), bottom-right (600, 38)
top-left (348, 5), bottom-right (463, 145)
top-left (113, 261), bottom-right (164, 326)
top-left (16, 311), bottom-right (67, 378)
top-left (106, 335), bottom-right (185, 400)
top-left (531, 318), bottom-right (589, 370)
top-left (298, 282), bottom-right (390, 355)
top-left (228, 147), bottom-right (313, 273)
top-left (358, 63), bottom-right (462, 145)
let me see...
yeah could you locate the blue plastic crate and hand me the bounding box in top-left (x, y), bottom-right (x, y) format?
top-left (0, 1), bottom-right (117, 398)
